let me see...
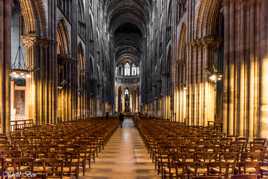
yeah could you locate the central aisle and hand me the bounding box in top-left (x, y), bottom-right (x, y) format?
top-left (81, 118), bottom-right (160, 179)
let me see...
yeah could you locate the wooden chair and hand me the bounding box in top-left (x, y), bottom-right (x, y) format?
top-left (239, 152), bottom-right (262, 175)
top-left (208, 162), bottom-right (229, 177)
top-left (231, 174), bottom-right (258, 179)
top-left (193, 177), bottom-right (223, 179)
top-left (259, 161), bottom-right (268, 178)
top-left (163, 155), bottom-right (185, 179)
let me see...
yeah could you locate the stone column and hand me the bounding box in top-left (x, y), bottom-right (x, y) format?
top-left (21, 35), bottom-right (38, 123)
top-left (0, 1), bottom-right (11, 133)
top-left (21, 35), bottom-right (51, 125)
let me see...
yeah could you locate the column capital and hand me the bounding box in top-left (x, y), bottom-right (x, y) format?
top-left (22, 34), bottom-right (51, 48)
top-left (190, 39), bottom-right (203, 47)
top-left (202, 36), bottom-right (222, 48)
top-left (21, 34), bottom-right (38, 48)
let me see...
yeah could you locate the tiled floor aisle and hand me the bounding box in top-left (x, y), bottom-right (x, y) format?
top-left (80, 119), bottom-right (160, 179)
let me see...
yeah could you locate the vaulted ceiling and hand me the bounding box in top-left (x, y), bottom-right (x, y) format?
top-left (105, 0), bottom-right (152, 64)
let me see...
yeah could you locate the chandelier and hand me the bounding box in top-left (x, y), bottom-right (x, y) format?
top-left (10, 15), bottom-right (34, 79)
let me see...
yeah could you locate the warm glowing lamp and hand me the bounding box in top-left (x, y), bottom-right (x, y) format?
top-left (217, 74), bottom-right (223, 81)
top-left (25, 74), bottom-right (31, 78)
top-left (209, 74), bottom-right (217, 82)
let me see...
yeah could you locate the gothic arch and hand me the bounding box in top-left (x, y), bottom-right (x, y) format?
top-left (167, 0), bottom-right (172, 44)
top-left (56, 20), bottom-right (71, 122)
top-left (77, 43), bottom-right (86, 118)
top-left (176, 23), bottom-right (186, 84)
top-left (167, 0), bottom-right (172, 27)
top-left (10, 0), bottom-right (47, 126)
top-left (30, 0), bottom-right (47, 36)
top-left (56, 20), bottom-right (70, 55)
top-left (195, 0), bottom-right (222, 38)
top-left (78, 43), bottom-right (86, 85)
top-left (15, 0), bottom-right (47, 35)
top-left (78, 44), bottom-right (85, 70)
top-left (178, 24), bottom-right (187, 61)
top-left (78, 0), bottom-right (85, 22)
top-left (88, 10), bottom-right (94, 41)
top-left (165, 44), bottom-right (172, 76)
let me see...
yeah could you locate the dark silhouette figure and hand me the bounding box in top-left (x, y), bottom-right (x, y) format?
top-left (105, 112), bottom-right (109, 120)
top-left (119, 113), bottom-right (124, 128)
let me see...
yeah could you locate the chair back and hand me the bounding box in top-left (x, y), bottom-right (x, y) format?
top-left (231, 175), bottom-right (257, 179)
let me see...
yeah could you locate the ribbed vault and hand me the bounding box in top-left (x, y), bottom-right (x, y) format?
top-left (106, 0), bottom-right (152, 64)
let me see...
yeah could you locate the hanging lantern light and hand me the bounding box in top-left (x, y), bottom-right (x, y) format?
top-left (10, 15), bottom-right (33, 80)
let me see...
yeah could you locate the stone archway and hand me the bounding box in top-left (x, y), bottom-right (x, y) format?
top-left (56, 20), bottom-right (71, 123)
top-left (77, 44), bottom-right (86, 119)
top-left (9, 0), bottom-right (47, 130)
top-left (175, 23), bottom-right (187, 123)
top-left (185, 0), bottom-right (222, 126)
top-left (161, 45), bottom-right (172, 120)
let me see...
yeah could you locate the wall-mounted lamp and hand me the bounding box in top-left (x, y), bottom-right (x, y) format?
top-left (209, 73), bottom-right (222, 83)
top-left (183, 84), bottom-right (187, 91)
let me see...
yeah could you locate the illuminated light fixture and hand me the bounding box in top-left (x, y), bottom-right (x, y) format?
top-left (209, 73), bottom-right (222, 83)
top-left (183, 85), bottom-right (187, 91)
top-left (25, 74), bottom-right (31, 79)
top-left (209, 74), bottom-right (217, 82)
top-left (10, 15), bottom-right (36, 80)
top-left (207, 66), bottom-right (222, 83)
top-left (217, 74), bottom-right (223, 81)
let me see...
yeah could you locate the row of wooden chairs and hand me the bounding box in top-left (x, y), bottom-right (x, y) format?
top-left (0, 117), bottom-right (119, 178)
top-left (135, 118), bottom-right (268, 179)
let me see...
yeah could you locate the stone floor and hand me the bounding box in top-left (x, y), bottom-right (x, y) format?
top-left (80, 118), bottom-right (160, 179)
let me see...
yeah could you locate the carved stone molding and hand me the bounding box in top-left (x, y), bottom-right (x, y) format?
top-left (190, 36), bottom-right (222, 48)
top-left (190, 39), bottom-right (203, 47)
top-left (22, 35), bottom-right (51, 48)
top-left (22, 35), bottom-right (38, 48)
top-left (202, 36), bottom-right (221, 48)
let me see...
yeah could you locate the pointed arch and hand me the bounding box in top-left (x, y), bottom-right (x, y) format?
top-left (56, 20), bottom-right (70, 55)
top-left (167, 0), bottom-right (172, 27)
top-left (78, 43), bottom-right (86, 88)
top-left (88, 9), bottom-right (94, 41)
top-left (15, 0), bottom-right (47, 35)
top-left (78, 43), bottom-right (85, 71)
top-left (195, 0), bottom-right (222, 38)
top-left (166, 0), bottom-right (172, 43)
top-left (176, 23), bottom-right (187, 85)
top-left (78, 0), bottom-right (85, 22)
top-left (165, 43), bottom-right (172, 76)
top-left (178, 24), bottom-right (187, 61)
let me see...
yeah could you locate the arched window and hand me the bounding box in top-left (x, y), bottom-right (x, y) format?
top-left (124, 63), bottom-right (130, 76)
top-left (118, 66), bottom-right (122, 76)
top-left (125, 88), bottom-right (129, 95)
top-left (132, 64), bottom-right (137, 76)
top-left (136, 67), bottom-right (140, 75)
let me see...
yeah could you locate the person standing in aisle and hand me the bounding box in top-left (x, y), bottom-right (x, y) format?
top-left (119, 113), bottom-right (124, 128)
